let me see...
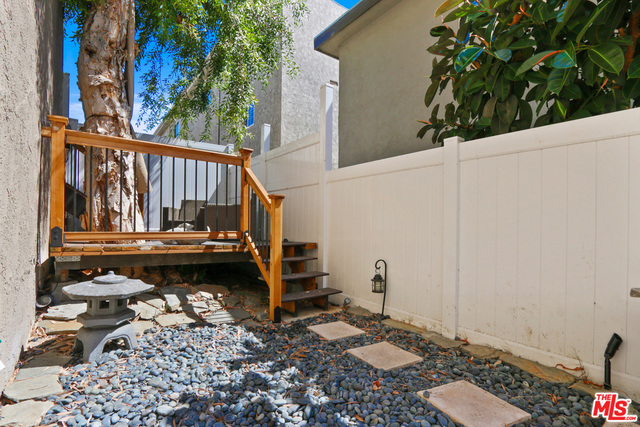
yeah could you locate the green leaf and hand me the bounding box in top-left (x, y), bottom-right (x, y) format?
top-left (417, 124), bottom-right (430, 139)
top-left (516, 51), bottom-right (559, 75)
top-left (518, 98), bottom-right (533, 125)
top-left (470, 92), bottom-right (483, 114)
top-left (628, 56), bottom-right (640, 79)
top-left (494, 48), bottom-right (512, 62)
top-left (548, 68), bottom-right (572, 94)
top-left (425, 80), bottom-right (439, 107)
top-left (483, 96), bottom-right (498, 119)
top-left (435, 0), bottom-right (464, 17)
top-left (623, 78), bottom-right (640, 99)
top-left (465, 72), bottom-right (486, 93)
top-left (570, 109), bottom-right (592, 120)
top-left (551, 51), bottom-right (576, 69)
top-left (561, 83), bottom-right (583, 99)
top-left (496, 94), bottom-right (519, 126)
top-left (553, 99), bottom-right (569, 119)
top-left (509, 38), bottom-right (537, 50)
top-left (587, 42), bottom-right (624, 74)
top-left (493, 75), bottom-right (510, 101)
top-left (430, 26), bottom-right (449, 37)
top-left (454, 47), bottom-right (484, 73)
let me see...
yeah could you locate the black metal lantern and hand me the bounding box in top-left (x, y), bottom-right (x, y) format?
top-left (371, 259), bottom-right (387, 315)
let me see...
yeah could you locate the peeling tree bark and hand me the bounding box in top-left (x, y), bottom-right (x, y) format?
top-left (78, 0), bottom-right (144, 232)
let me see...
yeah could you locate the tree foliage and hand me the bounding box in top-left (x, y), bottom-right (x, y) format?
top-left (62, 0), bottom-right (306, 144)
top-left (419, 0), bottom-right (640, 145)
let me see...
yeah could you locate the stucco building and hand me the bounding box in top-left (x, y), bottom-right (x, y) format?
top-left (315, 0), bottom-right (450, 167)
top-left (156, 0), bottom-right (345, 155)
top-left (0, 0), bottom-right (65, 392)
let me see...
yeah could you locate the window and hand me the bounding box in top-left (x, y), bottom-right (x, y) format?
top-left (246, 103), bottom-right (255, 128)
top-left (174, 121), bottom-right (180, 137)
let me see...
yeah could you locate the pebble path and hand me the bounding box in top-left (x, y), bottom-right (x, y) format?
top-left (40, 312), bottom-right (606, 426)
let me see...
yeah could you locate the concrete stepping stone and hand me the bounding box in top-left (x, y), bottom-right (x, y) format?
top-left (43, 301), bottom-right (87, 321)
top-left (37, 320), bottom-right (81, 335)
top-left (2, 374), bottom-right (63, 402)
top-left (347, 341), bottom-right (422, 370)
top-left (155, 313), bottom-right (200, 327)
top-left (417, 380), bottom-right (531, 427)
top-left (0, 399), bottom-right (54, 426)
top-left (308, 321), bottom-right (365, 340)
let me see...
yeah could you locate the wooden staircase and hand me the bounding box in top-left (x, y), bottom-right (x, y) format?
top-left (279, 241), bottom-right (341, 316)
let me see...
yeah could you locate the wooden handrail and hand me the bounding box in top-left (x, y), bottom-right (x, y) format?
top-left (245, 168), bottom-right (272, 209)
top-left (41, 127), bottom-right (243, 166)
top-left (64, 231), bottom-right (241, 242)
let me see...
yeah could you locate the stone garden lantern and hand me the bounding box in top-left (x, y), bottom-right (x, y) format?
top-left (63, 271), bottom-right (154, 362)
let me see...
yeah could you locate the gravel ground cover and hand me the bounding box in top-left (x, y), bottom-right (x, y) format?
top-left (40, 311), bottom-right (612, 427)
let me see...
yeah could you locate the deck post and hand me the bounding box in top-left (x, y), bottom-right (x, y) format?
top-left (269, 194), bottom-right (285, 322)
top-left (239, 148), bottom-right (253, 240)
top-left (48, 115), bottom-right (69, 247)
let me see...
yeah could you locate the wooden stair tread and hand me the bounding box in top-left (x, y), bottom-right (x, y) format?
top-left (282, 241), bottom-right (318, 249)
top-left (284, 256), bottom-right (317, 263)
top-left (281, 287), bottom-right (342, 303)
top-left (281, 271), bottom-right (329, 281)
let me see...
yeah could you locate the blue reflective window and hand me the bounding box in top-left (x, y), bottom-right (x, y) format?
top-left (246, 103), bottom-right (255, 127)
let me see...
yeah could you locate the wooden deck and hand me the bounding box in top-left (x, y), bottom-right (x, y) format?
top-left (43, 115), bottom-right (284, 321)
top-left (51, 240), bottom-right (251, 271)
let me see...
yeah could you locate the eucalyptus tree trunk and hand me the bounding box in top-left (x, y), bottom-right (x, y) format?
top-left (78, 0), bottom-right (144, 232)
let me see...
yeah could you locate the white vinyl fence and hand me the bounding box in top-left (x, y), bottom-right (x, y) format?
top-left (253, 85), bottom-right (640, 400)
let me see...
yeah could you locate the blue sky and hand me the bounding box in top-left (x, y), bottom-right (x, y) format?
top-left (64, 0), bottom-right (360, 133)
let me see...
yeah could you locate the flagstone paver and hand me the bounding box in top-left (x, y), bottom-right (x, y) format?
top-left (155, 313), bottom-right (200, 327)
top-left (204, 310), bottom-right (235, 324)
top-left (227, 308), bottom-right (252, 321)
top-left (133, 320), bottom-right (155, 335)
top-left (15, 365), bottom-right (62, 381)
top-left (418, 380), bottom-right (531, 427)
top-left (347, 341), bottom-right (422, 370)
top-left (2, 374), bottom-right (63, 402)
top-left (308, 321), bottom-right (365, 340)
top-left (43, 301), bottom-right (87, 321)
top-left (37, 320), bottom-right (82, 335)
top-left (0, 399), bottom-right (54, 427)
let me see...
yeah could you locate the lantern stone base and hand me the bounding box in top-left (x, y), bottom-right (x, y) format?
top-left (73, 323), bottom-right (137, 363)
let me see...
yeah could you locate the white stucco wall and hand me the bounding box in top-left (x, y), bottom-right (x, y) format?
top-left (0, 0), bottom-right (64, 392)
top-left (337, 0), bottom-right (450, 167)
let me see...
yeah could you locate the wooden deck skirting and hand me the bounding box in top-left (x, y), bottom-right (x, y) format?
top-left (43, 115), bottom-right (284, 321)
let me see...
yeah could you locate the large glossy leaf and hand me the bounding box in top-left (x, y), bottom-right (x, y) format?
top-left (553, 99), bottom-right (569, 119)
top-left (628, 56), bottom-right (640, 79)
top-left (483, 96), bottom-right (498, 118)
top-left (435, 0), bottom-right (464, 17)
top-left (552, 43), bottom-right (577, 68)
top-left (516, 50), bottom-right (560, 75)
top-left (454, 46), bottom-right (484, 73)
top-left (588, 42), bottom-right (624, 74)
top-left (494, 48), bottom-right (512, 62)
top-left (425, 80), bottom-right (439, 107)
top-left (493, 75), bottom-right (510, 101)
top-left (518, 98), bottom-right (533, 125)
top-left (623, 78), bottom-right (640, 99)
top-left (509, 38), bottom-right (537, 50)
top-left (496, 94), bottom-right (518, 126)
top-left (548, 68), bottom-right (572, 94)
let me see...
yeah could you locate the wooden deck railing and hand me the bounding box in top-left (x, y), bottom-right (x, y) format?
top-left (42, 115), bottom-right (284, 321)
